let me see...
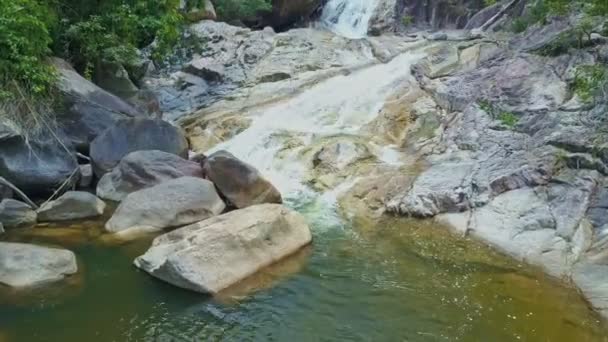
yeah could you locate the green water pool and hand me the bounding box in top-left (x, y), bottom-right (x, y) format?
top-left (1, 204), bottom-right (607, 341)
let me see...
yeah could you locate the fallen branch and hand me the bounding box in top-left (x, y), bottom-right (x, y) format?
top-left (0, 176), bottom-right (38, 209)
top-left (38, 167), bottom-right (80, 209)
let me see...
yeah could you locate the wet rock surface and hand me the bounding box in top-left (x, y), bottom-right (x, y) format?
top-left (202, 151), bottom-right (282, 208)
top-left (383, 28), bottom-right (608, 317)
top-left (0, 242), bottom-right (77, 287)
top-left (134, 204), bottom-right (312, 294)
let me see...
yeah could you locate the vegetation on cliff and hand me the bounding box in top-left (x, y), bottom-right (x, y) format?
top-left (0, 0), bottom-right (271, 102)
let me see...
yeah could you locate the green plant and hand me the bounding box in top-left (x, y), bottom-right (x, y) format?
top-left (478, 100), bottom-right (519, 128)
top-left (214, 0), bottom-right (271, 21)
top-left (402, 14), bottom-right (414, 27)
top-left (498, 111), bottom-right (519, 128)
top-left (572, 65), bottom-right (608, 103)
top-left (0, 0), bottom-right (57, 98)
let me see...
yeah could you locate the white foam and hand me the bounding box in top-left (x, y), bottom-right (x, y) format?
top-left (320, 0), bottom-right (381, 39)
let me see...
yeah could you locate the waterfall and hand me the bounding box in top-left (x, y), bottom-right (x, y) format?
top-left (320, 0), bottom-right (380, 39)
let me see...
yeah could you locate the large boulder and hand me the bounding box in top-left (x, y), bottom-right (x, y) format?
top-left (264, 0), bottom-right (323, 30)
top-left (37, 191), bottom-right (106, 222)
top-left (0, 133), bottom-right (79, 196)
top-left (0, 199), bottom-right (37, 229)
top-left (0, 242), bottom-right (77, 287)
top-left (52, 58), bottom-right (144, 152)
top-left (89, 118), bottom-right (189, 177)
top-left (202, 151), bottom-right (282, 208)
top-left (105, 177), bottom-right (225, 235)
top-left (97, 150), bottom-right (203, 202)
top-left (134, 204), bottom-right (312, 294)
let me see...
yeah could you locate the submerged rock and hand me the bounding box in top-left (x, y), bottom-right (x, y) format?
top-left (105, 177), bottom-right (225, 235)
top-left (0, 242), bottom-right (77, 287)
top-left (89, 118), bottom-right (189, 177)
top-left (97, 150), bottom-right (203, 202)
top-left (134, 204), bottom-right (312, 294)
top-left (0, 199), bottom-right (37, 229)
top-left (202, 151), bottom-right (282, 208)
top-left (37, 192), bottom-right (106, 222)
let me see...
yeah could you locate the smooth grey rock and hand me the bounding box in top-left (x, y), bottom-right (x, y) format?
top-left (428, 32), bottom-right (448, 41)
top-left (97, 150), bottom-right (203, 202)
top-left (134, 204), bottom-right (312, 294)
top-left (0, 242), bottom-right (77, 287)
top-left (0, 133), bottom-right (79, 196)
top-left (52, 58), bottom-right (143, 151)
top-left (573, 262), bottom-right (608, 318)
top-left (203, 151), bottom-right (282, 208)
top-left (79, 164), bottom-right (93, 189)
top-left (90, 118), bottom-right (189, 177)
top-left (37, 191), bottom-right (106, 222)
top-left (387, 160), bottom-right (474, 217)
top-left (0, 183), bottom-right (12, 200)
top-left (105, 177), bottom-right (225, 235)
top-left (0, 199), bottom-right (37, 228)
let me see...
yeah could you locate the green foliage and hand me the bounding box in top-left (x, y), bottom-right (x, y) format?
top-left (0, 0), bottom-right (57, 98)
top-left (572, 65), bottom-right (608, 103)
top-left (477, 100), bottom-right (519, 128)
top-left (214, 0), bottom-right (271, 21)
top-left (55, 0), bottom-right (183, 76)
top-left (401, 14), bottom-right (414, 27)
top-left (498, 111), bottom-right (518, 128)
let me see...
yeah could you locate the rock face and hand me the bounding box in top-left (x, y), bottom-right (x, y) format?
top-left (134, 204), bottom-right (312, 294)
top-left (384, 25), bottom-right (608, 318)
top-left (52, 58), bottom-right (143, 152)
top-left (398, 0), bottom-right (487, 29)
top-left (105, 177), bottom-right (225, 235)
top-left (0, 242), bottom-right (77, 287)
top-left (37, 192), bottom-right (106, 222)
top-left (203, 151), bottom-right (282, 208)
top-left (0, 133), bottom-right (79, 196)
top-left (90, 118), bottom-right (189, 177)
top-left (97, 150), bottom-right (203, 202)
top-left (147, 20), bottom-right (396, 122)
top-left (0, 199), bottom-right (37, 229)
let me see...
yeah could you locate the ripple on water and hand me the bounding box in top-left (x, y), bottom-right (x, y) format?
top-left (1, 212), bottom-right (607, 341)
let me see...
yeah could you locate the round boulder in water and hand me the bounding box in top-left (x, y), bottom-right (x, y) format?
top-left (97, 150), bottom-right (204, 202)
top-left (134, 204), bottom-right (312, 294)
top-left (202, 150), bottom-right (282, 209)
top-left (0, 242), bottom-right (78, 288)
top-left (90, 118), bottom-right (189, 177)
top-left (37, 191), bottom-right (106, 222)
top-left (105, 177), bottom-right (226, 236)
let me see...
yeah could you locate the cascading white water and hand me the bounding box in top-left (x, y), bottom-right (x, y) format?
top-left (208, 51), bottom-right (427, 213)
top-left (320, 0), bottom-right (381, 39)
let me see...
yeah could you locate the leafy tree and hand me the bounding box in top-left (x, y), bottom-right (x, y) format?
top-left (0, 0), bottom-right (56, 98)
